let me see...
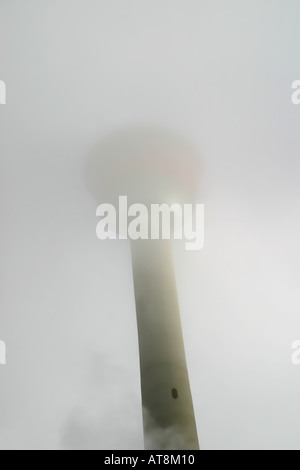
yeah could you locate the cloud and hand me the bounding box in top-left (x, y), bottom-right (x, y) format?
top-left (61, 354), bottom-right (143, 450)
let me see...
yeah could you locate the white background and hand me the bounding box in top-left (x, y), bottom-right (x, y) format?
top-left (0, 0), bottom-right (300, 449)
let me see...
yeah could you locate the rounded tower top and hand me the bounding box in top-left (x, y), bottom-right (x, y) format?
top-left (84, 126), bottom-right (201, 209)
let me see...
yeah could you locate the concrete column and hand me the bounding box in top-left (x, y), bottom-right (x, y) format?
top-left (131, 239), bottom-right (199, 450)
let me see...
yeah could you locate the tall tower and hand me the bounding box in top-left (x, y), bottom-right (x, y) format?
top-left (85, 127), bottom-right (200, 450)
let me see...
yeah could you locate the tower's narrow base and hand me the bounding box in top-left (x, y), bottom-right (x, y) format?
top-left (131, 239), bottom-right (199, 450)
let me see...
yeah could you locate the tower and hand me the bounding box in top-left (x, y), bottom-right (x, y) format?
top-left (85, 126), bottom-right (200, 449)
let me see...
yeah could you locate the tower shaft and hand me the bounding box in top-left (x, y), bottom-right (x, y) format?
top-left (131, 239), bottom-right (199, 450)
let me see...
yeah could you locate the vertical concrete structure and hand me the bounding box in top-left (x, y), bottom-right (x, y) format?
top-left (85, 127), bottom-right (200, 450)
top-left (131, 239), bottom-right (199, 449)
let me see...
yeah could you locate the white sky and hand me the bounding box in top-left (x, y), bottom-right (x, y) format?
top-left (0, 0), bottom-right (300, 450)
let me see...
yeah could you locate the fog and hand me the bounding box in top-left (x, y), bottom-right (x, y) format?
top-left (0, 0), bottom-right (300, 450)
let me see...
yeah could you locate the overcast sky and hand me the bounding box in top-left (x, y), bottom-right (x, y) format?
top-left (0, 0), bottom-right (300, 450)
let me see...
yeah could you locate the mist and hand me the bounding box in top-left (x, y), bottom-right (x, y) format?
top-left (0, 0), bottom-right (300, 450)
